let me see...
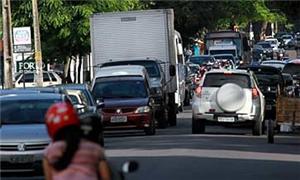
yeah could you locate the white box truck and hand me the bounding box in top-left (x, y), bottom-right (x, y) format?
top-left (90, 9), bottom-right (185, 126)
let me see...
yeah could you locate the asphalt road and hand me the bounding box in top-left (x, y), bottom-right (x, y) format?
top-left (2, 106), bottom-right (300, 180)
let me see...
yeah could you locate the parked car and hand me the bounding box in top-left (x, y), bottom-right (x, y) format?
top-left (239, 65), bottom-right (284, 122)
top-left (261, 60), bottom-right (287, 71)
top-left (192, 69), bottom-right (265, 135)
top-left (0, 91), bottom-right (70, 173)
top-left (91, 65), bottom-right (156, 135)
top-left (14, 71), bottom-right (62, 88)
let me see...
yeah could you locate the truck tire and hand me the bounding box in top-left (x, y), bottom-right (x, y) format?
top-left (157, 109), bottom-right (168, 129)
top-left (168, 93), bottom-right (177, 126)
top-left (192, 117), bottom-right (205, 134)
top-left (252, 117), bottom-right (262, 136)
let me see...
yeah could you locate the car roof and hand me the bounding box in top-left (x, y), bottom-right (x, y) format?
top-left (53, 83), bottom-right (87, 90)
top-left (213, 54), bottom-right (235, 57)
top-left (238, 65), bottom-right (282, 74)
top-left (206, 69), bottom-right (250, 75)
top-left (287, 59), bottom-right (300, 64)
top-left (0, 92), bottom-right (64, 101)
top-left (0, 87), bottom-right (66, 95)
top-left (261, 60), bottom-right (286, 64)
top-left (95, 65), bottom-right (147, 78)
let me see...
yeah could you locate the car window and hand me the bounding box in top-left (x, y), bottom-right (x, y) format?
top-left (203, 73), bottom-right (251, 88)
top-left (0, 99), bottom-right (60, 124)
top-left (19, 73), bottom-right (34, 83)
top-left (43, 73), bottom-right (51, 82)
top-left (190, 56), bottom-right (214, 65)
top-left (69, 95), bottom-right (80, 104)
top-left (49, 73), bottom-right (57, 81)
top-left (93, 79), bottom-right (147, 99)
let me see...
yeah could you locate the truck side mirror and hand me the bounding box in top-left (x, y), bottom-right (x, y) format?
top-left (169, 65), bottom-right (176, 76)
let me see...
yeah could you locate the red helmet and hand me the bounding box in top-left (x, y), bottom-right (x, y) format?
top-left (45, 102), bottom-right (80, 139)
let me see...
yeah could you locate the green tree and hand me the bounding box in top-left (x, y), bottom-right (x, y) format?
top-left (11, 0), bottom-right (143, 82)
top-left (11, 0), bottom-right (143, 62)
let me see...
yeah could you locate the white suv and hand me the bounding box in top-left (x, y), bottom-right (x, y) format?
top-left (192, 69), bottom-right (265, 135)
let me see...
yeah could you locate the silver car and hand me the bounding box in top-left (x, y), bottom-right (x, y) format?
top-left (0, 91), bottom-right (68, 173)
top-left (192, 69), bottom-right (265, 135)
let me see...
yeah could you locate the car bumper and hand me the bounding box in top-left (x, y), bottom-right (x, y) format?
top-left (0, 150), bottom-right (44, 172)
top-left (102, 113), bottom-right (152, 129)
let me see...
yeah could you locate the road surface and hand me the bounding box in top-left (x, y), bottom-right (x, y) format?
top-left (2, 106), bottom-right (300, 180)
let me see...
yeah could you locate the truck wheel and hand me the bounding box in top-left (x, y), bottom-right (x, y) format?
top-left (192, 117), bottom-right (205, 134)
top-left (145, 119), bottom-right (156, 135)
top-left (168, 107), bottom-right (177, 126)
top-left (267, 119), bottom-right (274, 144)
top-left (157, 109), bottom-right (168, 129)
top-left (252, 117), bottom-right (262, 136)
top-left (168, 93), bottom-right (177, 126)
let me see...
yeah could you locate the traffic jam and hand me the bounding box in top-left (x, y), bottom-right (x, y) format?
top-left (1, 3), bottom-right (300, 180)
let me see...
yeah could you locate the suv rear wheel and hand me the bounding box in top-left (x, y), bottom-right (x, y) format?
top-left (192, 117), bottom-right (205, 134)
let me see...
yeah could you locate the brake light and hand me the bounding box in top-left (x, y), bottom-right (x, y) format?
top-left (252, 87), bottom-right (259, 99)
top-left (195, 86), bottom-right (202, 98)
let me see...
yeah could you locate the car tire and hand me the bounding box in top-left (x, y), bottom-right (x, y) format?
top-left (192, 117), bottom-right (205, 134)
top-left (145, 119), bottom-right (156, 135)
top-left (252, 117), bottom-right (262, 136)
top-left (267, 119), bottom-right (274, 144)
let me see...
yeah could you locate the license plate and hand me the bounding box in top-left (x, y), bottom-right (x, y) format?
top-left (266, 105), bottom-right (272, 110)
top-left (218, 117), bottom-right (235, 122)
top-left (111, 116), bottom-right (127, 123)
top-left (10, 155), bottom-right (34, 163)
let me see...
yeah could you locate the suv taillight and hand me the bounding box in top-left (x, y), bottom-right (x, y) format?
top-left (252, 87), bottom-right (259, 99)
top-left (195, 86), bottom-right (202, 98)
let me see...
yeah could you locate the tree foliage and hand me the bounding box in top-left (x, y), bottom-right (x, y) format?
top-left (11, 0), bottom-right (143, 63)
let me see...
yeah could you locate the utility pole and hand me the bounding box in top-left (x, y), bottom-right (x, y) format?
top-left (2, 0), bottom-right (14, 88)
top-left (32, 0), bottom-right (43, 86)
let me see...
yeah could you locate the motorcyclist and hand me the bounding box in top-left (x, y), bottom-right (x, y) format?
top-left (43, 102), bottom-right (111, 180)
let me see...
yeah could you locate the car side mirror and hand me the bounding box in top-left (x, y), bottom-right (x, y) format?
top-left (122, 161), bottom-right (139, 173)
top-left (169, 65), bottom-right (176, 76)
top-left (96, 99), bottom-right (105, 109)
top-left (74, 104), bottom-right (86, 113)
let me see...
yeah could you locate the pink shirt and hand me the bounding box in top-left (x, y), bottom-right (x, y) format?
top-left (44, 139), bottom-right (103, 180)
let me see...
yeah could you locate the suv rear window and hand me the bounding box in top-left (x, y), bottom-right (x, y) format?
top-left (203, 73), bottom-right (251, 88)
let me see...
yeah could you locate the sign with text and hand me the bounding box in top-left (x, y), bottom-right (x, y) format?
top-left (16, 59), bottom-right (46, 72)
top-left (13, 27), bottom-right (32, 53)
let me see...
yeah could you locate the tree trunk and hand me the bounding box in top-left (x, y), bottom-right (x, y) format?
top-left (64, 56), bottom-right (72, 84)
top-left (260, 21), bottom-right (268, 40)
top-left (77, 55), bottom-right (82, 84)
